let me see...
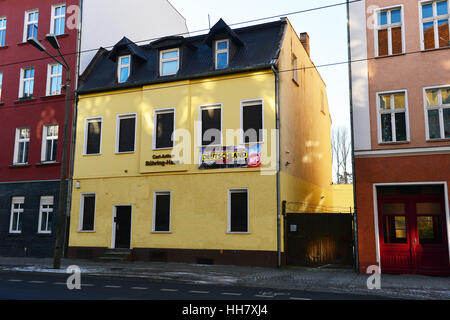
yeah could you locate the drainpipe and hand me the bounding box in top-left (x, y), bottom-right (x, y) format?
top-left (346, 0), bottom-right (359, 273)
top-left (272, 65), bottom-right (281, 268)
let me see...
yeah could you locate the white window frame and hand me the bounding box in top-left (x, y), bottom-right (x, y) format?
top-left (19, 67), bottom-right (35, 99)
top-left (152, 191), bottom-right (172, 233)
top-left (9, 197), bottom-right (25, 234)
top-left (46, 63), bottom-right (63, 96)
top-left (376, 90), bottom-right (410, 144)
top-left (0, 72), bottom-right (3, 100)
top-left (115, 113), bottom-right (137, 154)
top-left (41, 124), bottom-right (59, 163)
top-left (160, 48), bottom-right (179, 76)
top-left (419, 0), bottom-right (450, 50)
top-left (373, 5), bottom-right (405, 57)
top-left (79, 193), bottom-right (96, 232)
top-left (23, 9), bottom-right (39, 42)
top-left (240, 99), bottom-right (265, 144)
top-left (38, 196), bottom-right (54, 234)
top-left (117, 55), bottom-right (131, 83)
top-left (153, 108), bottom-right (176, 150)
top-left (215, 39), bottom-right (229, 69)
top-left (227, 189), bottom-right (250, 234)
top-left (0, 17), bottom-right (6, 47)
top-left (13, 127), bottom-right (30, 165)
top-left (83, 117), bottom-right (103, 156)
top-left (50, 3), bottom-right (66, 35)
top-left (199, 104), bottom-right (223, 147)
top-left (424, 84), bottom-right (450, 140)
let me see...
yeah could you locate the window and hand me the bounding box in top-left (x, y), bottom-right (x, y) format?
top-left (13, 128), bottom-right (30, 164)
top-left (242, 100), bottom-right (263, 143)
top-left (378, 92), bottom-right (409, 143)
top-left (84, 118), bottom-right (102, 155)
top-left (425, 86), bottom-right (450, 139)
top-left (116, 114), bottom-right (136, 153)
top-left (51, 4), bottom-right (66, 36)
top-left (154, 109), bottom-right (175, 149)
top-left (153, 192), bottom-right (171, 232)
top-left (118, 55), bottom-right (131, 83)
top-left (215, 40), bottom-right (229, 69)
top-left (38, 196), bottom-right (53, 234)
top-left (19, 67), bottom-right (35, 98)
top-left (0, 17), bottom-right (6, 47)
top-left (292, 54), bottom-right (298, 83)
top-left (160, 48), bottom-right (179, 76)
top-left (24, 10), bottom-right (39, 41)
top-left (200, 105), bottom-right (222, 146)
top-left (47, 64), bottom-right (62, 96)
top-left (421, 1), bottom-right (449, 49)
top-left (41, 124), bottom-right (59, 162)
top-left (375, 7), bottom-right (403, 56)
top-left (80, 194), bottom-right (95, 231)
top-left (228, 189), bottom-right (249, 233)
top-left (0, 72), bottom-right (3, 100)
top-left (9, 197), bottom-right (24, 234)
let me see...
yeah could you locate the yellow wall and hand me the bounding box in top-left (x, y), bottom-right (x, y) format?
top-left (331, 184), bottom-right (354, 213)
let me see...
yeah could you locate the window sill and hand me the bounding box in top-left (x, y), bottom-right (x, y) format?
top-left (115, 151), bottom-right (135, 155)
top-left (374, 52), bottom-right (406, 59)
top-left (83, 153), bottom-right (102, 157)
top-left (378, 141), bottom-right (410, 146)
top-left (36, 161), bottom-right (61, 167)
top-left (14, 97), bottom-right (37, 104)
top-left (9, 163), bottom-right (31, 168)
top-left (40, 94), bottom-right (65, 100)
top-left (151, 231), bottom-right (172, 234)
top-left (0, 45), bottom-right (8, 50)
top-left (226, 232), bottom-right (251, 235)
top-left (153, 147), bottom-right (174, 151)
top-left (421, 46), bottom-right (450, 53)
top-left (0, 102), bottom-right (4, 106)
top-left (77, 230), bottom-right (96, 233)
top-left (426, 138), bottom-right (450, 142)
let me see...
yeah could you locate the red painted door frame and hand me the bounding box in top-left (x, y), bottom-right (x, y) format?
top-left (378, 193), bottom-right (450, 275)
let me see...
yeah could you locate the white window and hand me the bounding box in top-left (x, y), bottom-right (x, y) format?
top-left (153, 108), bottom-right (175, 150)
top-left (13, 128), bottom-right (30, 165)
top-left (41, 124), bottom-right (59, 162)
top-left (79, 194), bottom-right (96, 232)
top-left (118, 55), bottom-right (131, 83)
top-left (19, 67), bottom-right (35, 98)
top-left (292, 54), bottom-right (298, 84)
top-left (116, 114), bottom-right (136, 153)
top-left (0, 17), bottom-right (6, 47)
top-left (241, 100), bottom-right (264, 144)
top-left (377, 91), bottom-right (409, 143)
top-left (420, 0), bottom-right (449, 50)
top-left (425, 86), bottom-right (450, 140)
top-left (47, 63), bottom-right (62, 96)
top-left (160, 48), bottom-right (179, 76)
top-left (152, 191), bottom-right (171, 233)
top-left (215, 40), bottom-right (229, 69)
top-left (50, 4), bottom-right (66, 36)
top-left (0, 72), bottom-right (3, 100)
top-left (23, 10), bottom-right (39, 41)
top-left (38, 196), bottom-right (54, 234)
top-left (84, 117), bottom-right (103, 155)
top-left (200, 104), bottom-right (222, 146)
top-left (374, 6), bottom-right (404, 56)
top-left (9, 197), bottom-right (24, 234)
top-left (228, 189), bottom-right (249, 233)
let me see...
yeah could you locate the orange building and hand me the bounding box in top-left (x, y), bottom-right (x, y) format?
top-left (349, 0), bottom-right (450, 275)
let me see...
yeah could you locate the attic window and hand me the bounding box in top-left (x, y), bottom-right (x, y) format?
top-left (215, 40), bottom-right (229, 69)
top-left (118, 55), bottom-right (131, 83)
top-left (160, 48), bottom-right (179, 76)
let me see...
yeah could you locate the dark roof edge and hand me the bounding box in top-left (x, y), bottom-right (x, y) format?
top-left (79, 48), bottom-right (109, 85)
top-left (77, 64), bottom-right (276, 96)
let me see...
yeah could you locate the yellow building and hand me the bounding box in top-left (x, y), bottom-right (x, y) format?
top-left (68, 18), bottom-right (333, 267)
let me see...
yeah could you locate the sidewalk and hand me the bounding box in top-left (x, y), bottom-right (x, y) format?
top-left (0, 257), bottom-right (449, 300)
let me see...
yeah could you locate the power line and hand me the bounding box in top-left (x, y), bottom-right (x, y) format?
top-left (0, 0), bottom-right (363, 68)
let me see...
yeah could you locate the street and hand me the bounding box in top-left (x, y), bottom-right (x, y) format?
top-left (0, 271), bottom-right (384, 300)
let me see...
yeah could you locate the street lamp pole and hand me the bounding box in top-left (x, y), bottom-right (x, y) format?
top-left (28, 35), bottom-right (71, 269)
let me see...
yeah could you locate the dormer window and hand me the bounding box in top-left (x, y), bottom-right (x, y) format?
top-left (160, 48), bottom-right (179, 76)
top-left (118, 55), bottom-right (131, 83)
top-left (215, 40), bottom-right (229, 69)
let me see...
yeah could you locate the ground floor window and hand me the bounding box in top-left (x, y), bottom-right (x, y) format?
top-left (153, 192), bottom-right (171, 232)
top-left (228, 189), bottom-right (249, 233)
top-left (38, 196), bottom-right (54, 233)
top-left (80, 194), bottom-right (96, 231)
top-left (9, 197), bottom-right (24, 233)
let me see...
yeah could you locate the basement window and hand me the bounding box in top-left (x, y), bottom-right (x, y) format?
top-left (228, 189), bottom-right (249, 233)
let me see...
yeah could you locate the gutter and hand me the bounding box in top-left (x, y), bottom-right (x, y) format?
top-left (272, 65), bottom-right (281, 268)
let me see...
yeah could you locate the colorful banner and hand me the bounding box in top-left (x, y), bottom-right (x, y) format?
top-left (199, 144), bottom-right (261, 169)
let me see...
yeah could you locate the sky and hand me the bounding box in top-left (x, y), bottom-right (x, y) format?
top-left (169, 0), bottom-right (351, 131)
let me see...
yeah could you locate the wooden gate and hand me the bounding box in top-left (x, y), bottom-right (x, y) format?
top-left (285, 212), bottom-right (354, 267)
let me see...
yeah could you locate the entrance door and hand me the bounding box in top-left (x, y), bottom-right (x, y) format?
top-left (114, 206), bottom-right (132, 249)
top-left (378, 194), bottom-right (449, 275)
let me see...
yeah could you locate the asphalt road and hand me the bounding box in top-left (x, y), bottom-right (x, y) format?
top-left (0, 270), bottom-right (385, 300)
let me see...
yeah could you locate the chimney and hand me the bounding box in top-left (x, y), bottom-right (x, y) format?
top-left (300, 32), bottom-right (310, 57)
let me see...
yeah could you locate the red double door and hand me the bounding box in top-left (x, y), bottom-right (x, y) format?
top-left (378, 194), bottom-right (450, 275)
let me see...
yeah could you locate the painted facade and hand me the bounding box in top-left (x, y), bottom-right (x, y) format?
top-left (68, 18), bottom-right (333, 267)
top-left (349, 0), bottom-right (450, 275)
